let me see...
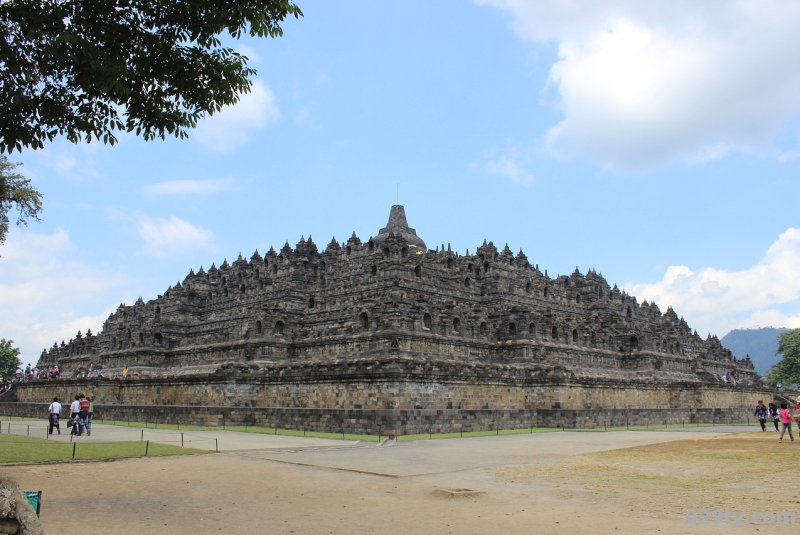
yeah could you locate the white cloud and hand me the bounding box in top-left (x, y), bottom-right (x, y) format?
top-left (144, 178), bottom-right (235, 197)
top-left (137, 215), bottom-right (216, 257)
top-left (235, 44), bottom-right (262, 65)
top-left (0, 229), bottom-right (130, 364)
top-left (483, 148), bottom-right (534, 185)
top-left (624, 228), bottom-right (800, 337)
top-left (478, 1), bottom-right (800, 170)
top-left (193, 80), bottom-right (281, 153)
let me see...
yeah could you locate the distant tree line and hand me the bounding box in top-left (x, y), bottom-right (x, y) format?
top-left (766, 329), bottom-right (800, 388)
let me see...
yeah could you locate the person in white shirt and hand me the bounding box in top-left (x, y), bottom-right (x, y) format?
top-left (47, 397), bottom-right (62, 435)
top-left (69, 395), bottom-right (81, 435)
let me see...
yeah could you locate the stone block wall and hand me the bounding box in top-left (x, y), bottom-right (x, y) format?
top-left (8, 369), bottom-right (770, 412)
top-left (0, 402), bottom-right (756, 435)
top-left (1, 371), bottom-right (772, 434)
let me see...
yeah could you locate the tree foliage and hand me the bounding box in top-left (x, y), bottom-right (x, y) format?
top-left (765, 328), bottom-right (800, 388)
top-left (0, 0), bottom-right (302, 153)
top-left (0, 338), bottom-right (22, 379)
top-left (0, 155), bottom-right (42, 244)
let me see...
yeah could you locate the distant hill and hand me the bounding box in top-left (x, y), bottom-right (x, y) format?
top-left (720, 327), bottom-right (789, 375)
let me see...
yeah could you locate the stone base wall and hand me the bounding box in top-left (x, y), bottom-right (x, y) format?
top-left (0, 372), bottom-right (774, 434)
top-left (7, 373), bottom-right (770, 412)
top-left (0, 402), bottom-right (756, 435)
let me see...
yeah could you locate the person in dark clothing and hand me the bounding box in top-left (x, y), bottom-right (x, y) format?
top-left (754, 400), bottom-right (767, 431)
top-left (768, 403), bottom-right (781, 432)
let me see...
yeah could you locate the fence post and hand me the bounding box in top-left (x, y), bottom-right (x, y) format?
top-left (215, 438), bottom-right (218, 452)
top-left (145, 440), bottom-right (149, 456)
top-left (181, 432), bottom-right (184, 448)
top-left (141, 429), bottom-right (144, 441)
top-left (72, 442), bottom-right (76, 459)
top-left (27, 425), bottom-right (29, 436)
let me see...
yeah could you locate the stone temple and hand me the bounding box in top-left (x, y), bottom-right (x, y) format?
top-left (10, 206), bottom-right (765, 433)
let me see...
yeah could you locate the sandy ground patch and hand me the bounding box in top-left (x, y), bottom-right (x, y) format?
top-left (4, 427), bottom-right (797, 534)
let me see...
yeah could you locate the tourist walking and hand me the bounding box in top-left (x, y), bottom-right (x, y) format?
top-left (85, 397), bottom-right (94, 436)
top-left (78, 394), bottom-right (90, 436)
top-left (754, 400), bottom-right (767, 431)
top-left (778, 403), bottom-right (794, 442)
top-left (768, 403), bottom-right (781, 432)
top-left (69, 395), bottom-right (81, 435)
top-left (47, 397), bottom-right (61, 435)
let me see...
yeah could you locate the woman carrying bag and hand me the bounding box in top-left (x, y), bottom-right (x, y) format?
top-left (768, 403), bottom-right (780, 432)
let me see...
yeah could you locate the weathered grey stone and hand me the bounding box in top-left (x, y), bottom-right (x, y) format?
top-left (27, 206), bottom-right (761, 431)
top-left (0, 471), bottom-right (42, 535)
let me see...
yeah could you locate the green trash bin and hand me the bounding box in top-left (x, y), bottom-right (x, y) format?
top-left (24, 491), bottom-right (41, 517)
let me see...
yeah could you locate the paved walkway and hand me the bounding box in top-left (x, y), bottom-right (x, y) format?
top-left (3, 422), bottom-right (768, 535)
top-left (252, 425), bottom-right (762, 477)
top-left (1, 420), bottom-right (356, 451)
top-left (2, 418), bottom-right (760, 476)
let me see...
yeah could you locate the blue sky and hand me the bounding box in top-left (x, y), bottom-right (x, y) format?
top-left (2, 0), bottom-right (800, 364)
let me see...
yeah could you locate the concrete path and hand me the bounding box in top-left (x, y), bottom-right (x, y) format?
top-left (3, 422), bottom-right (770, 535)
top-left (252, 425), bottom-right (762, 477)
top-left (2, 419), bottom-right (760, 475)
top-left (1, 420), bottom-right (357, 451)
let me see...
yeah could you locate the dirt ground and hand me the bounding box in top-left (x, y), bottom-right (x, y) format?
top-left (4, 427), bottom-right (799, 534)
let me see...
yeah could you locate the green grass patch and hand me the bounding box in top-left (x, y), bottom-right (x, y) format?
top-left (0, 433), bottom-right (209, 464)
top-left (396, 427), bottom-right (560, 441)
top-left (92, 419), bottom-right (211, 431)
top-left (563, 422), bottom-right (758, 432)
top-left (218, 425), bottom-right (380, 442)
top-left (0, 415), bottom-right (43, 423)
top-left (2, 414), bottom-right (758, 445)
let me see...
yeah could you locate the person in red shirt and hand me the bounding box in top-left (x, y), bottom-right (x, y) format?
top-left (77, 394), bottom-right (90, 436)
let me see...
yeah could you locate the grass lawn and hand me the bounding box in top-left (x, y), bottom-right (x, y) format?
top-left (0, 434), bottom-right (209, 464)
